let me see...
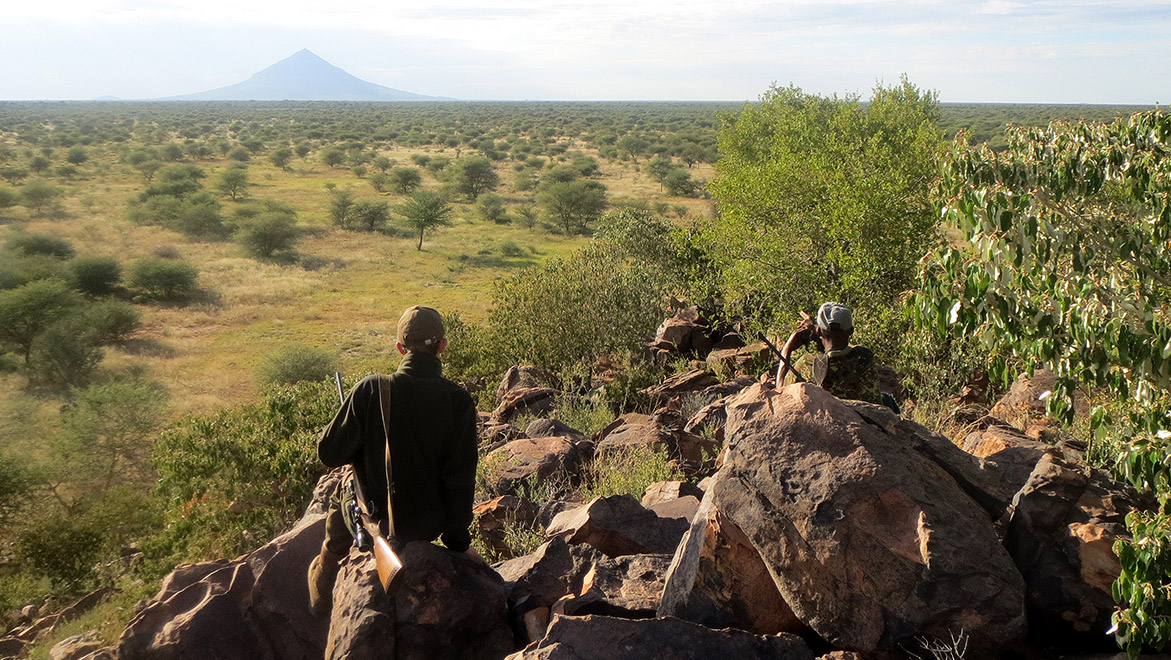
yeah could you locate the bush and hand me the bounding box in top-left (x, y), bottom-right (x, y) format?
top-left (235, 211), bottom-right (299, 259)
top-left (257, 344), bottom-right (336, 385)
top-left (28, 319), bottom-right (104, 388)
top-left (580, 444), bottom-right (683, 501)
top-left (129, 258), bottom-right (199, 302)
top-left (70, 256), bottom-right (122, 296)
top-left (14, 517), bottom-right (104, 589)
top-left (5, 233), bottom-right (75, 259)
top-left (84, 299), bottom-right (142, 343)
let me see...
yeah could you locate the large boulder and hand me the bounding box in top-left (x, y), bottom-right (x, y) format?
top-left (661, 383), bottom-right (1027, 656)
top-left (504, 614), bottom-right (813, 660)
top-left (117, 515), bottom-right (329, 660)
top-left (546, 495), bottom-right (689, 557)
top-left (492, 388), bottom-right (559, 425)
top-left (326, 541), bottom-right (513, 660)
top-left (594, 422), bottom-right (718, 472)
top-left (552, 554), bottom-right (672, 619)
top-left (497, 366), bottom-right (558, 404)
top-left (481, 436), bottom-right (590, 497)
top-left (496, 537), bottom-right (602, 608)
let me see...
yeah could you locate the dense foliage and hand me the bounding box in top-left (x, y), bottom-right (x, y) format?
top-left (915, 110), bottom-right (1171, 656)
top-left (702, 79), bottom-right (943, 353)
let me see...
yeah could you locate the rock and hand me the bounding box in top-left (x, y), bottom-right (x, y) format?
top-left (306, 468), bottom-right (345, 518)
top-left (659, 471), bottom-right (805, 636)
top-left (698, 376), bottom-right (757, 404)
top-left (641, 481), bottom-right (704, 508)
top-left (503, 614), bottom-right (814, 660)
top-left (552, 554), bottom-right (672, 619)
top-left (684, 400), bottom-right (728, 443)
top-left (706, 344), bottom-right (771, 376)
top-left (663, 383), bottom-right (1027, 656)
top-left (525, 418), bottom-right (585, 443)
top-left (546, 495), bottom-right (689, 557)
top-left (497, 366), bottom-right (558, 404)
top-left (496, 537), bottom-right (602, 608)
top-left (816, 653), bottom-right (865, 660)
top-left (959, 424), bottom-right (1053, 513)
top-left (595, 423), bottom-right (718, 471)
top-left (481, 436), bottom-right (589, 497)
top-left (642, 370), bottom-right (719, 404)
top-left (492, 388), bottom-right (559, 425)
top-left (0, 638), bottom-right (28, 658)
top-left (989, 369), bottom-right (1058, 429)
top-left (482, 421), bottom-right (524, 447)
top-left (117, 515), bottom-right (329, 660)
top-left (327, 541), bottom-right (513, 660)
top-left (473, 495), bottom-right (541, 559)
top-left (650, 309), bottom-right (712, 356)
top-left (647, 496), bottom-right (701, 523)
top-left (76, 649), bottom-right (117, 660)
top-left (1003, 453), bottom-right (1144, 650)
top-left (49, 632), bottom-right (103, 660)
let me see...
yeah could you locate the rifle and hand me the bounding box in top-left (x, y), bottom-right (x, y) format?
top-left (756, 331), bottom-right (808, 385)
top-left (334, 372), bottom-right (404, 594)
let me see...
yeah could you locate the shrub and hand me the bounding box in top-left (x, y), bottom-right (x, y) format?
top-left (580, 444), bottom-right (683, 501)
top-left (5, 233), bottom-right (75, 259)
top-left (129, 258), bottom-right (199, 302)
top-left (84, 299), bottom-right (142, 343)
top-left (257, 343), bottom-right (336, 385)
top-left (28, 319), bottom-right (104, 388)
top-left (20, 179), bottom-right (64, 216)
top-left (70, 256), bottom-right (122, 296)
top-left (14, 517), bottom-right (104, 589)
top-left (235, 211), bottom-right (299, 259)
top-left (500, 241), bottom-right (526, 258)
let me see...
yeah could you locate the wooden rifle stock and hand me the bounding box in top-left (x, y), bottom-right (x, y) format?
top-left (334, 372), bottom-right (404, 594)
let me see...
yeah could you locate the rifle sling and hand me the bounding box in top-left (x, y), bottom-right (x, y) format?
top-left (376, 375), bottom-right (397, 540)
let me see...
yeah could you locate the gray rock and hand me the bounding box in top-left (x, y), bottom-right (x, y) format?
top-left (547, 495), bottom-right (689, 557)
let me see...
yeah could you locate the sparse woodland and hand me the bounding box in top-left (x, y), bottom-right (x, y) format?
top-left (0, 91), bottom-right (1165, 657)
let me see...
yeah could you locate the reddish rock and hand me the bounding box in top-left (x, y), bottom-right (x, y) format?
top-left (989, 370), bottom-right (1058, 429)
top-left (663, 383), bottom-right (1027, 656)
top-left (49, 632), bottom-right (103, 660)
top-left (647, 496), bottom-right (701, 523)
top-left (643, 370), bottom-right (719, 403)
top-left (503, 614), bottom-right (813, 660)
top-left (546, 495), bottom-right (688, 557)
top-left (492, 387), bottom-right (559, 425)
top-left (641, 480), bottom-right (704, 508)
top-left (707, 343), bottom-right (772, 376)
top-left (552, 554), bottom-right (672, 619)
top-left (525, 418), bottom-right (585, 442)
top-left (495, 537), bottom-right (602, 608)
top-left (497, 366), bottom-right (558, 404)
top-left (326, 541), bottom-right (512, 660)
top-left (595, 423), bottom-right (718, 469)
top-left (482, 436), bottom-right (589, 497)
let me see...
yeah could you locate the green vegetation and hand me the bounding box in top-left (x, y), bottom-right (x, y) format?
top-left (915, 110), bottom-right (1171, 656)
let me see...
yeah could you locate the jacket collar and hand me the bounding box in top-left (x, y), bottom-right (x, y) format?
top-left (397, 350), bottom-right (443, 378)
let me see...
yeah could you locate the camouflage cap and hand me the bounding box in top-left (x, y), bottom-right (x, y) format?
top-left (396, 305), bottom-right (445, 350)
top-left (816, 302), bottom-right (853, 332)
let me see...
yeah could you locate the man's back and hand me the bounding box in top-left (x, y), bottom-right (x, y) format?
top-left (796, 346), bottom-right (884, 405)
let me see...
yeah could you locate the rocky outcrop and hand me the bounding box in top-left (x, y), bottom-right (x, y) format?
top-left (546, 495), bottom-right (689, 557)
top-left (504, 614), bottom-right (814, 660)
top-left (117, 516), bottom-right (329, 660)
top-left (474, 496), bottom-right (542, 559)
top-left (662, 383), bottom-right (1027, 656)
top-left (481, 436), bottom-right (590, 497)
top-left (496, 538), bottom-right (602, 609)
top-left (551, 554), bottom-right (672, 619)
top-left (594, 422), bottom-right (717, 472)
top-left (326, 541), bottom-right (513, 660)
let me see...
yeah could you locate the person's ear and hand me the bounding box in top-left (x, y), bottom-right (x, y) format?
top-left (436, 337), bottom-right (448, 355)
top-left (396, 342), bottom-right (407, 355)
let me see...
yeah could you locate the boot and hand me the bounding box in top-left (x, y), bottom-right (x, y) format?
top-left (307, 546), bottom-right (345, 617)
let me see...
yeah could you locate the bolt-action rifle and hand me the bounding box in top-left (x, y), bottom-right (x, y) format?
top-left (334, 372), bottom-right (404, 594)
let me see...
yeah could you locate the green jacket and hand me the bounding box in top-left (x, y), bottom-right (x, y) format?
top-left (319, 351), bottom-right (478, 552)
top-left (791, 345), bottom-right (884, 406)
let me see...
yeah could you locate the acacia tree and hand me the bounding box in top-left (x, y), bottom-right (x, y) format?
top-left (538, 180), bottom-right (608, 233)
top-left (397, 191), bottom-right (453, 250)
top-left (914, 110), bottom-right (1171, 656)
top-left (451, 156), bottom-right (499, 200)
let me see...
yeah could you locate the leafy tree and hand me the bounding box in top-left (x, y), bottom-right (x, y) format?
top-left (84, 299), bottom-right (141, 343)
top-left (451, 156), bottom-right (499, 200)
top-left (351, 164), bottom-right (368, 179)
top-left (216, 166), bottom-right (250, 201)
top-left (646, 156), bottom-right (675, 186)
top-left (328, 188), bottom-right (354, 227)
top-left (369, 172), bottom-right (390, 193)
top-left (912, 110), bottom-right (1171, 656)
top-left (269, 147), bottom-right (293, 170)
top-left (538, 180), bottom-right (608, 233)
top-left (129, 258), bottom-right (199, 302)
top-left (347, 200), bottom-right (391, 233)
top-left (70, 256), bottom-right (122, 296)
top-left (542, 165), bottom-right (578, 185)
top-left (476, 193), bottom-right (507, 223)
top-left (0, 165), bottom-right (29, 184)
top-left (65, 146), bottom-right (88, 166)
top-left (701, 79), bottom-right (942, 351)
top-left (161, 143), bottom-right (185, 161)
top-left (663, 169), bottom-right (696, 196)
top-left (373, 156), bottom-right (393, 173)
top-left (0, 186), bottom-right (17, 215)
top-left (397, 191), bottom-right (453, 250)
top-left (134, 159), bottom-right (162, 184)
top-left (5, 233), bottom-right (74, 259)
top-left (28, 318), bottom-right (103, 388)
top-left (235, 211), bottom-right (299, 259)
top-left (389, 167), bottom-right (422, 195)
top-left (321, 146), bottom-right (346, 168)
top-left (294, 142), bottom-right (312, 158)
top-left (617, 135), bottom-right (649, 162)
top-left (227, 146), bottom-right (251, 163)
top-left (20, 179), bottom-right (64, 216)
top-left (0, 279), bottom-right (82, 364)
top-left (29, 155), bottom-right (50, 175)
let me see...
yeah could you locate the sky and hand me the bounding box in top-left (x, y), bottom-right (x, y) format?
top-left (1, 0), bottom-right (1168, 103)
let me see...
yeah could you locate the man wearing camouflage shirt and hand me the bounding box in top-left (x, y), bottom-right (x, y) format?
top-left (778, 302), bottom-right (885, 406)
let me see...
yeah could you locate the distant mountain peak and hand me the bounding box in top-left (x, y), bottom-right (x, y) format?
top-left (168, 50), bottom-right (448, 102)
